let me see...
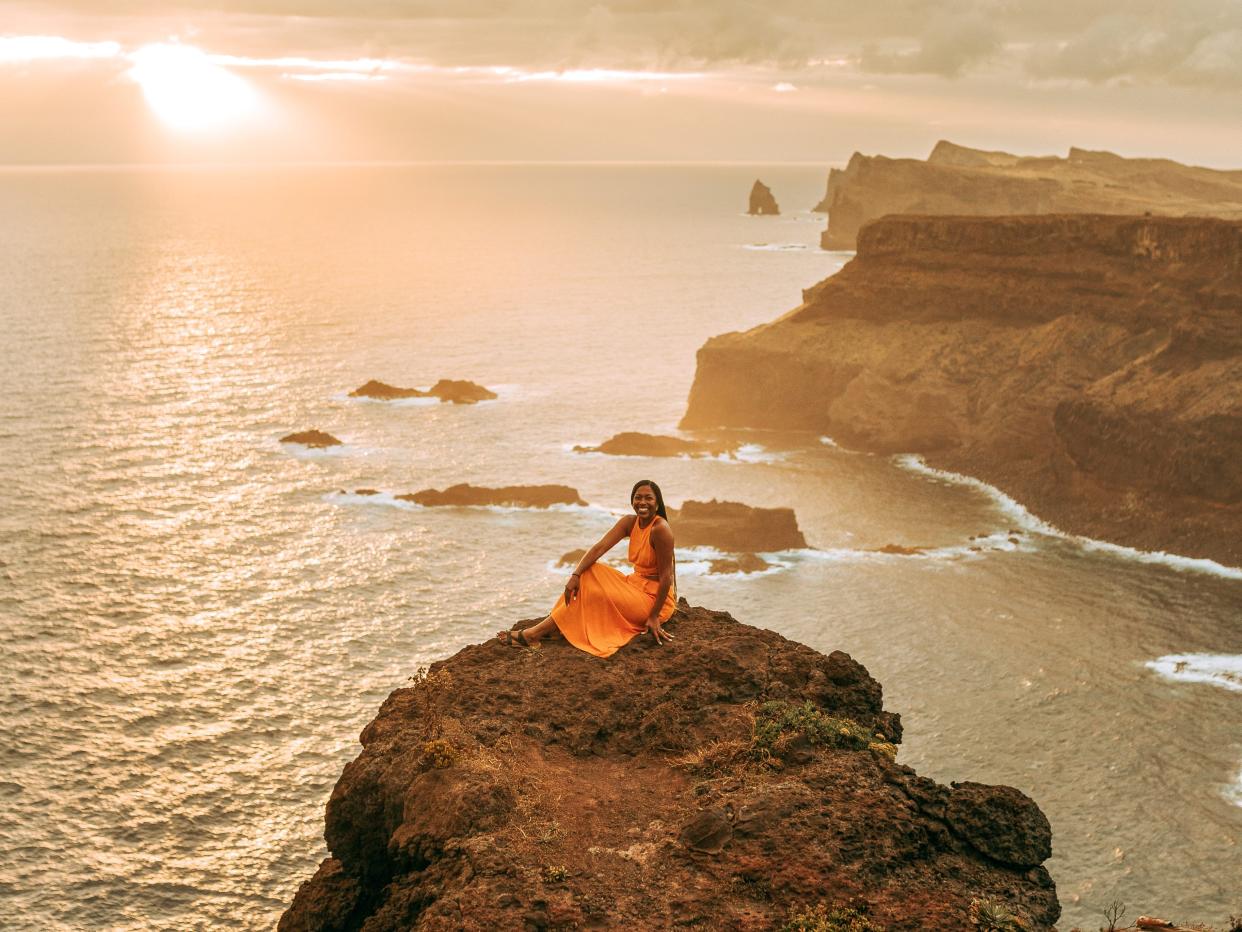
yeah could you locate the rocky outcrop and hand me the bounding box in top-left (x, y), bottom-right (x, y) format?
top-left (748, 179), bottom-right (780, 216)
top-left (281, 429), bottom-right (343, 448)
top-left (816, 141), bottom-right (1242, 248)
top-left (350, 379), bottom-right (497, 404)
top-left (669, 499), bottom-right (807, 551)
top-left (706, 552), bottom-right (772, 574)
top-left (398, 484), bottom-right (586, 508)
top-left (280, 605), bottom-right (1060, 930)
top-left (573, 432), bottom-right (736, 458)
top-left (683, 213), bottom-right (1242, 566)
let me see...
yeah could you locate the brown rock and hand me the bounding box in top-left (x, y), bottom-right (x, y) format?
top-left (871, 544), bottom-right (926, 556)
top-left (683, 213), bottom-right (1242, 567)
top-left (398, 483), bottom-right (586, 508)
top-left (945, 781), bottom-right (1053, 869)
top-left (816, 140), bottom-right (1242, 248)
top-left (556, 548), bottom-right (586, 568)
top-left (349, 378), bottom-right (497, 404)
top-left (281, 606), bottom-right (1059, 931)
top-left (348, 379), bottom-right (426, 400)
top-left (278, 858), bottom-right (359, 932)
top-left (573, 431), bottom-right (736, 458)
top-left (280, 429), bottom-right (342, 448)
top-left (427, 379), bottom-right (497, 404)
top-left (707, 553), bottom-right (772, 574)
top-left (748, 179), bottom-right (780, 216)
top-left (679, 808), bottom-right (733, 853)
top-left (669, 500), bottom-right (807, 552)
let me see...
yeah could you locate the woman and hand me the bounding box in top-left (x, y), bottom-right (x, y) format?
top-left (498, 479), bottom-right (676, 656)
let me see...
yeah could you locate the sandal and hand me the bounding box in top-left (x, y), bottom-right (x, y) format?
top-left (498, 629), bottom-right (538, 650)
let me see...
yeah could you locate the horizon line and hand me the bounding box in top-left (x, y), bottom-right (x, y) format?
top-left (0, 159), bottom-right (844, 173)
top-left (0, 158), bottom-right (843, 173)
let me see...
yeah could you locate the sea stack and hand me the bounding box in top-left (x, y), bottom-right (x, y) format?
top-left (747, 179), bottom-right (780, 215)
top-left (682, 213), bottom-right (1242, 566)
top-left (280, 605), bottom-right (1060, 930)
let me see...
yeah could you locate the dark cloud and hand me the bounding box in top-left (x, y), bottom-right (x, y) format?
top-left (7, 0), bottom-right (1242, 87)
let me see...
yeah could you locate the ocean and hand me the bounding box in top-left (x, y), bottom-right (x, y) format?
top-left (1, 163), bottom-right (1239, 930)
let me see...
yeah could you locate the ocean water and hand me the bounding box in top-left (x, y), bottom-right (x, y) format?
top-left (1, 164), bottom-right (1240, 930)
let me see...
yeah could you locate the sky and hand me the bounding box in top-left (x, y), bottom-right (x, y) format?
top-left (3, 0), bottom-right (1242, 167)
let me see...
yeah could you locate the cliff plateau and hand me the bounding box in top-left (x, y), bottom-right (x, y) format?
top-left (817, 141), bottom-right (1242, 249)
top-left (281, 606), bottom-right (1059, 930)
top-left (682, 214), bottom-right (1242, 566)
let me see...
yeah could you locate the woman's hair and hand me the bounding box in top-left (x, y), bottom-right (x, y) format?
top-left (631, 479), bottom-right (668, 521)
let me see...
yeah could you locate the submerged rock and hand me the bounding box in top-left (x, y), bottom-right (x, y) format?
top-left (669, 499), bottom-right (807, 552)
top-left (872, 544), bottom-right (927, 556)
top-left (349, 378), bottom-right (497, 404)
top-left (280, 605), bottom-right (1060, 930)
top-left (748, 179), bottom-right (780, 216)
top-left (280, 429), bottom-right (342, 448)
top-left (573, 431), bottom-right (736, 458)
top-left (398, 483), bottom-right (586, 508)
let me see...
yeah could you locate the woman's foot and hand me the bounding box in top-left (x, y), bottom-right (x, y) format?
top-left (497, 628), bottom-right (539, 649)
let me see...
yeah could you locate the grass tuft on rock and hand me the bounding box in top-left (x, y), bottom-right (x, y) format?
top-left (782, 902), bottom-right (884, 931)
top-left (969, 897), bottom-right (1027, 931)
top-left (752, 700), bottom-right (874, 764)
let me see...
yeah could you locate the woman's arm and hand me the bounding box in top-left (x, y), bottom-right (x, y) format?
top-left (643, 520), bottom-right (676, 644)
top-left (563, 515), bottom-right (635, 603)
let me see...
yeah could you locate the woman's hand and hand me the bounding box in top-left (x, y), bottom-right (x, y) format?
top-left (563, 574), bottom-right (581, 605)
top-left (645, 615), bottom-right (674, 645)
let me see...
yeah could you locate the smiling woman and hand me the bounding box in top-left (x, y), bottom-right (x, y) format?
top-left (127, 43), bottom-right (261, 132)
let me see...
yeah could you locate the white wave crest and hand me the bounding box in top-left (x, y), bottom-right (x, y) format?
top-left (893, 455), bottom-right (1242, 581)
top-left (337, 392), bottom-right (440, 407)
top-left (1146, 654), bottom-right (1242, 693)
top-left (324, 490), bottom-right (417, 510)
top-left (279, 440), bottom-right (355, 459)
top-left (741, 243), bottom-right (809, 252)
top-left (1226, 765), bottom-right (1242, 809)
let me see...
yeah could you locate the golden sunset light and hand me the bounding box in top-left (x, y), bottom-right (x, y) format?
top-left (3, 3), bottom-right (1242, 932)
top-left (127, 42), bottom-right (260, 132)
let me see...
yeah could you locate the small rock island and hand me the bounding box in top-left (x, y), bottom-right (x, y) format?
top-left (280, 429), bottom-right (342, 448)
top-left (280, 606), bottom-right (1060, 930)
top-left (350, 379), bottom-right (497, 405)
top-left (747, 179), bottom-right (780, 216)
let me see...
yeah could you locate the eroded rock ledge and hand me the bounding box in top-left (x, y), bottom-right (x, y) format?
top-left (281, 606), bottom-right (1059, 931)
top-left (683, 214), bottom-right (1242, 567)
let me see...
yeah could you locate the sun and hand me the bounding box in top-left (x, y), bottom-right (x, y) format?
top-left (128, 42), bottom-right (259, 132)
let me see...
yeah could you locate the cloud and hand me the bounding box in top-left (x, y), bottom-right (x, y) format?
top-left (7, 0), bottom-right (1242, 88)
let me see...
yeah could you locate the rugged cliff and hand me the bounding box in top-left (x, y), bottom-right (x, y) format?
top-left (682, 214), bottom-right (1242, 566)
top-left (281, 605), bottom-right (1060, 930)
top-left (816, 141), bottom-right (1242, 248)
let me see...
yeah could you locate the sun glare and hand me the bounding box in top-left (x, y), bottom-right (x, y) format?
top-left (128, 43), bottom-right (260, 132)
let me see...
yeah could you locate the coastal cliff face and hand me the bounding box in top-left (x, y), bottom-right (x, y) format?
top-left (817, 141), bottom-right (1242, 248)
top-left (682, 214), bottom-right (1242, 566)
top-left (281, 606), bottom-right (1060, 930)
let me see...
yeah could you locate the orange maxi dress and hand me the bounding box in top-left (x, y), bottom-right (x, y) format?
top-left (549, 517), bottom-right (676, 658)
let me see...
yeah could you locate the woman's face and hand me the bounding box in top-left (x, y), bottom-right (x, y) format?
top-left (632, 484), bottom-right (658, 519)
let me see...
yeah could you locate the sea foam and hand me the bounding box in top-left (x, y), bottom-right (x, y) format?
top-left (1146, 654), bottom-right (1242, 693)
top-left (894, 455), bottom-right (1242, 580)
